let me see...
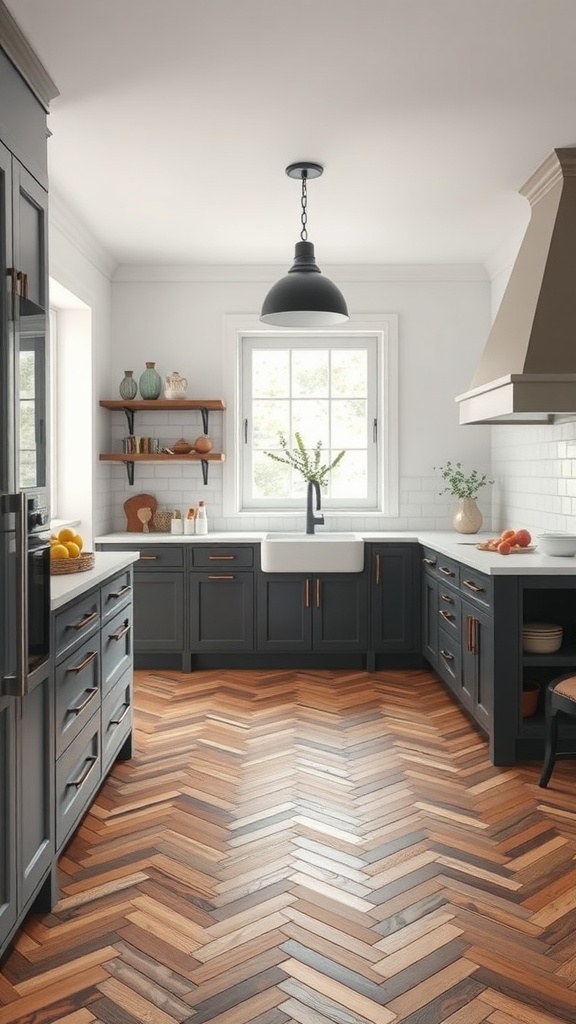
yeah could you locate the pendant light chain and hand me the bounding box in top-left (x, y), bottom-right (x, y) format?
top-left (300, 172), bottom-right (308, 241)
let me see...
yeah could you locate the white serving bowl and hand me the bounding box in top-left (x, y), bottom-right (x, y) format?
top-left (538, 533), bottom-right (576, 557)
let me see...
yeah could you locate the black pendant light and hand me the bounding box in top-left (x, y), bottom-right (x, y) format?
top-left (260, 162), bottom-right (349, 327)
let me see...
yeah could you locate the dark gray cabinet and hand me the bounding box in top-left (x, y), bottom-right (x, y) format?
top-left (462, 601), bottom-right (493, 732)
top-left (370, 544), bottom-right (420, 655)
top-left (18, 675), bottom-right (54, 907)
top-left (257, 572), bottom-right (367, 653)
top-left (0, 694), bottom-right (17, 949)
top-left (189, 572), bottom-right (254, 652)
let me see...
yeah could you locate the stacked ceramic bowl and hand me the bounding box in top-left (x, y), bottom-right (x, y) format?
top-left (522, 622), bottom-right (563, 653)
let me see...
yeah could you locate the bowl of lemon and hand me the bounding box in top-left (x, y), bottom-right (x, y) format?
top-left (50, 528), bottom-right (95, 574)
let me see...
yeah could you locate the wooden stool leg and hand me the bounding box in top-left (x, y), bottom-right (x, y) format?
top-left (539, 703), bottom-right (560, 788)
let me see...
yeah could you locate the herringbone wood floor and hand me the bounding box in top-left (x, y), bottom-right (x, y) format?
top-left (3, 668), bottom-right (576, 1024)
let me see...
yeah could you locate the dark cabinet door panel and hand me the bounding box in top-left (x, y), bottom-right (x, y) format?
top-left (257, 575), bottom-right (311, 651)
top-left (313, 574), bottom-right (368, 651)
top-left (133, 573), bottom-right (184, 653)
top-left (0, 695), bottom-right (17, 951)
top-left (190, 573), bottom-right (254, 651)
top-left (372, 545), bottom-right (420, 653)
top-left (18, 675), bottom-right (54, 906)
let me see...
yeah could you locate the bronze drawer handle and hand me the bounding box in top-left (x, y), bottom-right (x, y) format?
top-left (463, 579), bottom-right (484, 593)
top-left (305, 578), bottom-right (310, 608)
top-left (440, 593), bottom-right (454, 603)
top-left (316, 578), bottom-right (321, 607)
top-left (65, 650), bottom-right (98, 675)
top-left (108, 584), bottom-right (131, 600)
top-left (68, 686), bottom-right (98, 716)
top-left (139, 554), bottom-right (158, 560)
top-left (422, 557), bottom-right (437, 566)
top-left (208, 554), bottom-right (235, 560)
top-left (208, 574), bottom-right (235, 580)
top-left (109, 702), bottom-right (131, 726)
top-left (66, 610), bottom-right (98, 631)
top-left (108, 620), bottom-right (130, 642)
top-left (439, 609), bottom-right (455, 623)
top-left (375, 552), bottom-right (381, 585)
top-left (439, 566), bottom-right (455, 577)
top-left (440, 649), bottom-right (454, 661)
top-left (66, 755), bottom-right (97, 789)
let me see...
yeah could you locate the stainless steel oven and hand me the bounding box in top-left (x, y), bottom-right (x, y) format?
top-left (1, 493), bottom-right (50, 695)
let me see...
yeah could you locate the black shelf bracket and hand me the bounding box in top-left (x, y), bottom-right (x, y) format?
top-left (200, 407), bottom-right (209, 435)
top-left (121, 407), bottom-right (135, 434)
top-left (201, 459), bottom-right (209, 485)
top-left (123, 460), bottom-right (135, 486)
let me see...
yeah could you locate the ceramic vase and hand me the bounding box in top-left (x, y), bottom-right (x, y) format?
top-left (139, 361), bottom-right (162, 400)
top-left (452, 497), bottom-right (483, 534)
top-left (119, 370), bottom-right (138, 400)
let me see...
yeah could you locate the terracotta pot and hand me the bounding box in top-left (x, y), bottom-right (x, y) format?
top-left (522, 681), bottom-right (540, 717)
top-left (172, 438), bottom-right (193, 454)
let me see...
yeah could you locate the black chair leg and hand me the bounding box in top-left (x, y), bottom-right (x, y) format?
top-left (539, 705), bottom-right (560, 788)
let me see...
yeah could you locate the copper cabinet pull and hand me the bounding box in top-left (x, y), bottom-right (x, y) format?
top-left (66, 650), bottom-right (98, 674)
top-left (139, 554), bottom-right (158, 560)
top-left (471, 617), bottom-right (479, 655)
top-left (68, 687), bottom-right (98, 715)
top-left (66, 755), bottom-right (97, 789)
top-left (208, 554), bottom-right (235, 560)
top-left (422, 557), bottom-right (437, 566)
top-left (6, 268), bottom-right (17, 320)
top-left (439, 609), bottom-right (455, 623)
top-left (439, 566), bottom-right (455, 577)
top-left (108, 620), bottom-right (130, 642)
top-left (110, 702), bottom-right (131, 726)
top-left (316, 578), bottom-right (321, 607)
top-left (16, 270), bottom-right (28, 298)
top-left (108, 584), bottom-right (131, 600)
top-left (305, 578), bottom-right (310, 608)
top-left (66, 610), bottom-right (98, 631)
top-left (440, 649), bottom-right (454, 662)
top-left (208, 574), bottom-right (235, 579)
top-left (375, 552), bottom-right (381, 585)
top-left (463, 579), bottom-right (484, 593)
top-left (440, 592), bottom-right (454, 603)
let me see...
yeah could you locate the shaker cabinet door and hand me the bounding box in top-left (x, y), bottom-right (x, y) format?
top-left (0, 694), bottom-right (17, 956)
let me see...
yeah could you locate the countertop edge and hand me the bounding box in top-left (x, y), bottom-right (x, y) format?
top-left (51, 551), bottom-right (140, 611)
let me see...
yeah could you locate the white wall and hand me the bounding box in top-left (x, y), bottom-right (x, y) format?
top-left (49, 189), bottom-right (116, 542)
top-left (104, 264), bottom-right (494, 533)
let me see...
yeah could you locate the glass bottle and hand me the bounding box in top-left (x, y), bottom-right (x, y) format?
top-left (195, 500), bottom-right (208, 535)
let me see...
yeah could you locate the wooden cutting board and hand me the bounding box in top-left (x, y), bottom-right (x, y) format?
top-left (124, 493), bottom-right (157, 532)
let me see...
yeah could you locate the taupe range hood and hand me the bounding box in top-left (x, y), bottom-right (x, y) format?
top-left (456, 147), bottom-right (576, 425)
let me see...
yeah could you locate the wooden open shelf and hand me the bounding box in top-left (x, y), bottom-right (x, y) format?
top-left (99, 399), bottom-right (226, 412)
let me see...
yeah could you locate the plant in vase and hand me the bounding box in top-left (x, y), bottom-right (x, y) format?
top-left (434, 461), bottom-right (494, 534)
top-left (264, 432), bottom-right (346, 486)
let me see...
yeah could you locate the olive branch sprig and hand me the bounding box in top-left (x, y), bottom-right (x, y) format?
top-left (264, 432), bottom-right (346, 486)
top-left (434, 461), bottom-right (494, 499)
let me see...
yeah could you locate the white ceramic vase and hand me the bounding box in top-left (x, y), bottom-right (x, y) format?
top-left (452, 497), bottom-right (483, 534)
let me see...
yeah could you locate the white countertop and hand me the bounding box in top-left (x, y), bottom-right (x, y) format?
top-left (94, 530), bottom-right (576, 576)
top-left (51, 551), bottom-right (140, 611)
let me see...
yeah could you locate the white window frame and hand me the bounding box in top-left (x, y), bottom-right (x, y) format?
top-left (222, 314), bottom-right (399, 519)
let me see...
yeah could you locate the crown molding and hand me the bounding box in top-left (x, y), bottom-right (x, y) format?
top-left (0, 1), bottom-right (59, 110)
top-left (49, 187), bottom-right (118, 280)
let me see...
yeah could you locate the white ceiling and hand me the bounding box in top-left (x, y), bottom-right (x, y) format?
top-left (5, 0), bottom-right (576, 268)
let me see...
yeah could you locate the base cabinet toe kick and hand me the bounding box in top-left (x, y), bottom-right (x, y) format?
top-left (1, 565), bottom-right (134, 962)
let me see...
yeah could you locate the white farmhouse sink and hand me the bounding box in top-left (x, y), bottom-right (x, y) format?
top-left (261, 532), bottom-right (364, 573)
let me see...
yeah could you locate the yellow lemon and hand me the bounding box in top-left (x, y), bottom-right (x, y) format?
top-left (58, 527), bottom-right (76, 542)
top-left (64, 541), bottom-right (81, 558)
top-left (72, 533), bottom-right (83, 551)
top-left (50, 544), bottom-right (69, 559)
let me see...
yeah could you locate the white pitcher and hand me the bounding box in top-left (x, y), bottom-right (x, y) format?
top-left (164, 370), bottom-right (188, 400)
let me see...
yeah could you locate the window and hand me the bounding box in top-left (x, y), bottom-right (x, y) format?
top-left (223, 316), bottom-right (398, 517)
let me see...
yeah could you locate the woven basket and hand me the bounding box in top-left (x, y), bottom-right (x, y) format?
top-left (152, 509), bottom-right (174, 532)
top-left (50, 551), bottom-right (95, 576)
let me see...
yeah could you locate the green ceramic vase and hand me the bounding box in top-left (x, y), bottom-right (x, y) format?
top-left (138, 361), bottom-right (162, 400)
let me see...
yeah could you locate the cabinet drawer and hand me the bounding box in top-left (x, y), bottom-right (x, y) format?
top-left (460, 569), bottom-right (493, 609)
top-left (102, 668), bottom-right (132, 772)
top-left (101, 605), bottom-right (132, 697)
top-left (438, 588), bottom-right (461, 636)
top-left (54, 591), bottom-right (100, 662)
top-left (56, 711), bottom-right (101, 850)
top-left (55, 636), bottom-right (100, 757)
top-left (101, 569), bottom-right (132, 622)
top-left (191, 546), bottom-right (254, 568)
top-left (135, 546), bottom-right (184, 569)
top-left (437, 629), bottom-right (461, 692)
top-left (421, 547), bottom-right (460, 588)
